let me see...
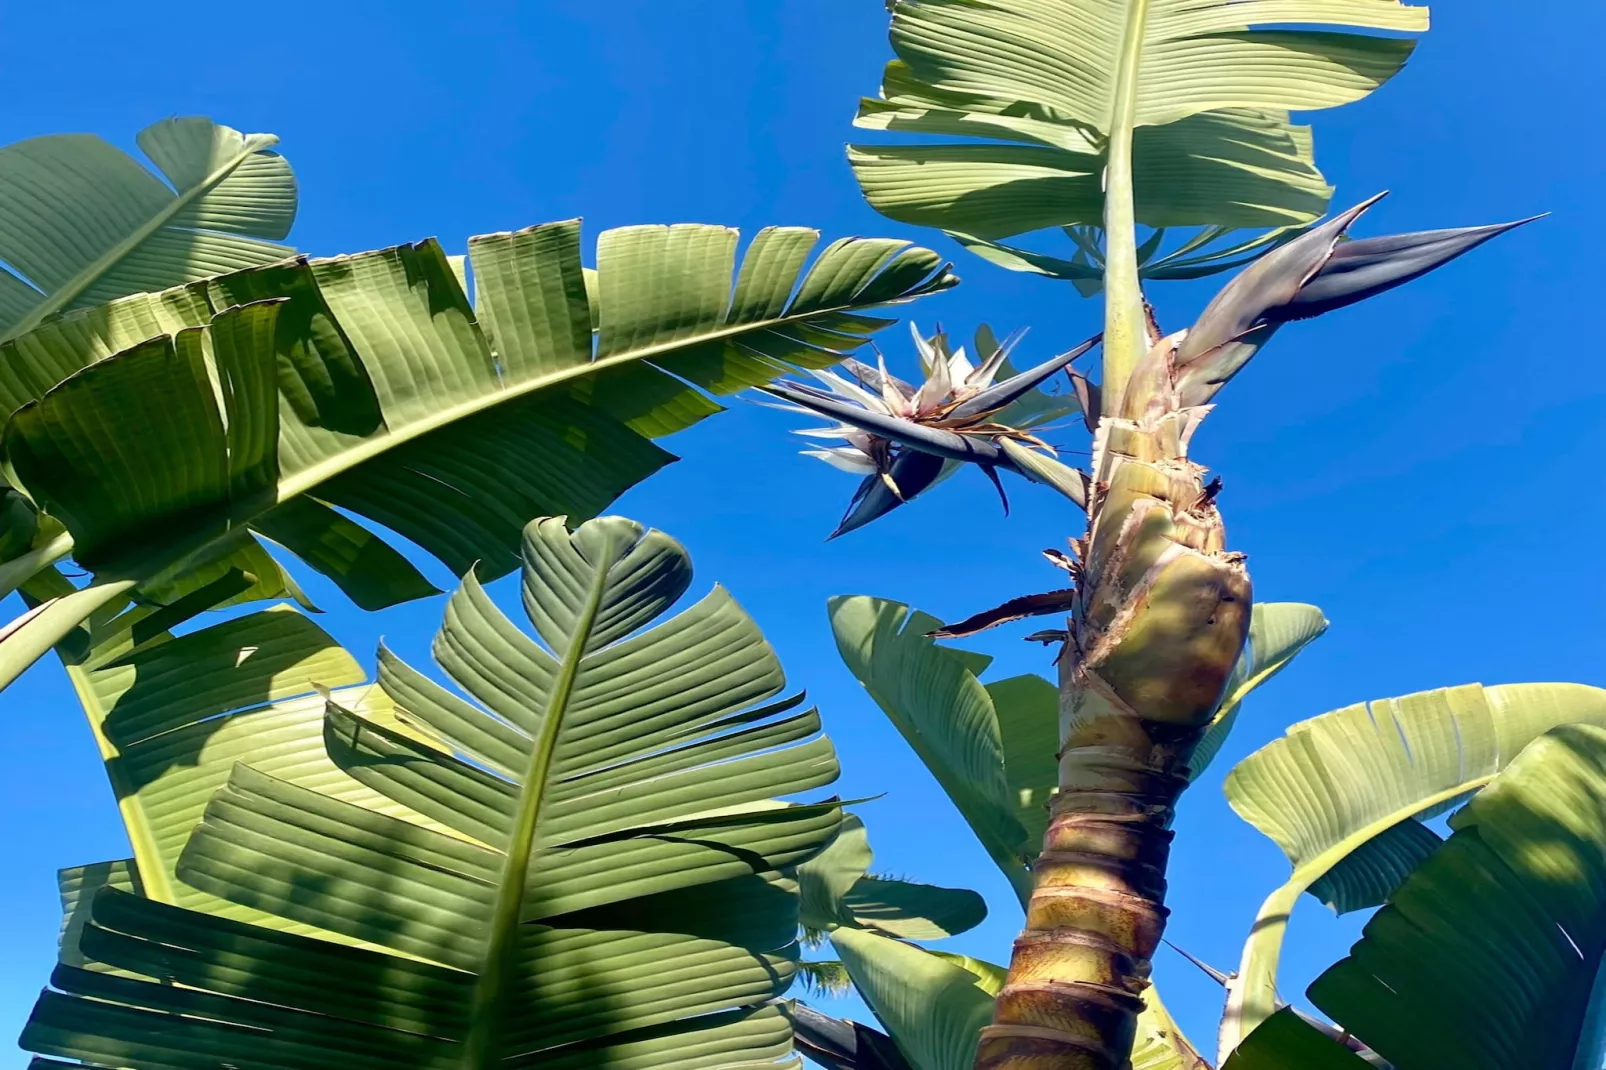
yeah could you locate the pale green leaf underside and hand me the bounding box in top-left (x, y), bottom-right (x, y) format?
top-left (1227, 682), bottom-right (1606, 881)
top-left (1219, 681), bottom-right (1606, 1056)
top-left (853, 0), bottom-right (1427, 243)
top-left (23, 516), bottom-right (841, 1067)
top-left (850, 109), bottom-right (1331, 239)
top-left (1304, 815), bottom-right (1441, 914)
top-left (1308, 724), bottom-right (1606, 1070)
top-left (883, 0), bottom-right (1426, 131)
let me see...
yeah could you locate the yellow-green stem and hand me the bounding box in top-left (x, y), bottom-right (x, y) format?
top-left (1100, 0), bottom-right (1152, 412)
top-left (1218, 879), bottom-right (1305, 1064)
top-left (0, 530), bottom-right (74, 602)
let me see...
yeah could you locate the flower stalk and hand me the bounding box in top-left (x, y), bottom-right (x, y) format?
top-left (973, 200), bottom-right (1531, 1069)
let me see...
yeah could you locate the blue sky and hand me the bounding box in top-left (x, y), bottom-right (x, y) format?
top-left (3, 1), bottom-right (1605, 1063)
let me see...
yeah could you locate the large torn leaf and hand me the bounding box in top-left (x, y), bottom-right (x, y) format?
top-left (0, 222), bottom-right (955, 691)
top-left (21, 515), bottom-right (841, 1067)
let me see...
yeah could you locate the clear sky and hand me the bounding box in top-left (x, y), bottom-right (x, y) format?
top-left (2, 1), bottom-right (1604, 1064)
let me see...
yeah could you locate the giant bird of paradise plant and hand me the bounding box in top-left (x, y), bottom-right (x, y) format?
top-left (762, 2), bottom-right (1604, 1069)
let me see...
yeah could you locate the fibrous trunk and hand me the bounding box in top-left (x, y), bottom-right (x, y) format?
top-left (975, 342), bottom-right (1251, 1069)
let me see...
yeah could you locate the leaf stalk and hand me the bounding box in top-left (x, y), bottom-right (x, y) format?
top-left (1100, 0), bottom-right (1153, 412)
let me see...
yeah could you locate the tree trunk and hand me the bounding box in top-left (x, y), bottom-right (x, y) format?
top-left (975, 345), bottom-right (1252, 1069)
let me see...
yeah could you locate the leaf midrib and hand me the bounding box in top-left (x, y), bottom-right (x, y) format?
top-left (2, 134), bottom-right (281, 343)
top-left (459, 529), bottom-right (612, 1068)
top-left (53, 287), bottom-right (919, 563)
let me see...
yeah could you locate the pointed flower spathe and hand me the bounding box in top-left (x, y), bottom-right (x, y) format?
top-left (1167, 195), bottom-right (1538, 406)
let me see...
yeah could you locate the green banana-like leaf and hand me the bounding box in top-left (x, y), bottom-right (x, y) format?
top-left (852, 0), bottom-right (1426, 275)
top-left (986, 672), bottom-right (1059, 858)
top-left (0, 224), bottom-right (956, 691)
top-left (832, 927), bottom-right (1208, 1070)
top-left (828, 596), bottom-right (1046, 902)
top-left (831, 926), bottom-right (995, 1070)
top-left (851, 109), bottom-right (1330, 239)
top-left (22, 515), bottom-right (839, 1068)
top-left (800, 816), bottom-right (875, 929)
top-left (798, 814), bottom-right (987, 939)
top-left (0, 117), bottom-right (296, 341)
top-left (1190, 602), bottom-right (1329, 780)
top-left (1303, 723), bottom-right (1606, 1070)
top-left (1221, 1009), bottom-right (1373, 1070)
top-left (1218, 681), bottom-right (1606, 1059)
top-left (18, 566), bottom-right (447, 944)
top-left (0, 117), bottom-right (300, 588)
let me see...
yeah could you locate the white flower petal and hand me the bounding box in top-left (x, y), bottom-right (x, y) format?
top-left (801, 447), bottom-right (878, 475)
top-left (792, 425), bottom-right (860, 440)
top-left (910, 321), bottom-right (939, 377)
top-left (809, 368), bottom-right (889, 413)
top-left (877, 353), bottom-right (914, 415)
top-left (912, 346), bottom-right (953, 413)
top-left (969, 327), bottom-right (1024, 388)
top-left (947, 345), bottom-right (976, 384)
